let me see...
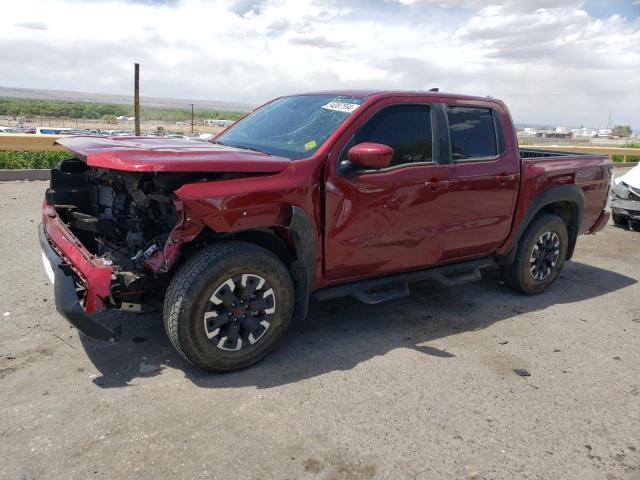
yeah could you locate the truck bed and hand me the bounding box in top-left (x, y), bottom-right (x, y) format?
top-left (510, 150), bottom-right (612, 247)
top-left (519, 148), bottom-right (595, 159)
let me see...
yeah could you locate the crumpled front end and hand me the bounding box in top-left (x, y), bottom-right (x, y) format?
top-left (39, 219), bottom-right (120, 342)
top-left (610, 165), bottom-right (640, 228)
top-left (39, 157), bottom-right (207, 341)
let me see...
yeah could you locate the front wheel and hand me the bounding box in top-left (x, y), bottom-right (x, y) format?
top-left (611, 211), bottom-right (627, 226)
top-left (500, 214), bottom-right (569, 294)
top-left (163, 242), bottom-right (294, 372)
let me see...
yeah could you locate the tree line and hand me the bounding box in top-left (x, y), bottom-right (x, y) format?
top-left (0, 97), bottom-right (245, 122)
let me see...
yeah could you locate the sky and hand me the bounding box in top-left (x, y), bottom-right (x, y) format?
top-left (0, 0), bottom-right (639, 128)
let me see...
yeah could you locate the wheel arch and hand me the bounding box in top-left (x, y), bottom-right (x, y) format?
top-left (499, 185), bottom-right (584, 265)
top-left (185, 206), bottom-right (316, 321)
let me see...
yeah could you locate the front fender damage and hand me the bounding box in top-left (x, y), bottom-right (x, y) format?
top-left (143, 199), bottom-right (205, 273)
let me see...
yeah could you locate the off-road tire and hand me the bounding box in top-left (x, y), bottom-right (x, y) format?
top-left (611, 212), bottom-right (627, 226)
top-left (163, 241), bottom-right (294, 372)
top-left (500, 214), bottom-right (569, 295)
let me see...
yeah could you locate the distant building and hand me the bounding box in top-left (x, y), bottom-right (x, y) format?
top-left (203, 119), bottom-right (235, 127)
top-left (536, 128), bottom-right (572, 139)
top-left (572, 128), bottom-right (597, 138)
top-left (597, 129), bottom-right (613, 138)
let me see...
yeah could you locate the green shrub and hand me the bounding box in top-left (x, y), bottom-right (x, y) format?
top-left (611, 154), bottom-right (640, 163)
top-left (0, 151), bottom-right (70, 169)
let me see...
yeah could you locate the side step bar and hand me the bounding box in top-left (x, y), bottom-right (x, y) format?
top-left (312, 258), bottom-right (495, 305)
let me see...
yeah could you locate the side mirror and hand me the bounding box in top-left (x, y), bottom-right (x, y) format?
top-left (347, 142), bottom-right (393, 169)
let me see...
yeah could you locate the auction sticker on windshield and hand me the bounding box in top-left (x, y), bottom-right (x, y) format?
top-left (321, 102), bottom-right (360, 114)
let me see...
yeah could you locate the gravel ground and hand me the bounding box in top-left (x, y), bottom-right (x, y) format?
top-left (0, 180), bottom-right (639, 480)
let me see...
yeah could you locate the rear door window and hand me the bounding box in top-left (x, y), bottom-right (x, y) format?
top-left (447, 106), bottom-right (497, 161)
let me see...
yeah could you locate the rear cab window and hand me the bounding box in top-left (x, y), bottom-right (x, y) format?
top-left (447, 105), bottom-right (501, 161)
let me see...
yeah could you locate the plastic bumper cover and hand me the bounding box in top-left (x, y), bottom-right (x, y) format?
top-left (610, 197), bottom-right (640, 220)
top-left (39, 223), bottom-right (121, 342)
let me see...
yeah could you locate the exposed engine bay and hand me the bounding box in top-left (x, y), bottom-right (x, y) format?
top-left (44, 158), bottom-right (218, 307)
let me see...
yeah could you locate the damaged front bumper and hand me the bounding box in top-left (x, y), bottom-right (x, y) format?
top-left (39, 207), bottom-right (121, 342)
top-left (610, 197), bottom-right (640, 222)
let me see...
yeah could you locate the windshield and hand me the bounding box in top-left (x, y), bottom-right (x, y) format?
top-left (215, 94), bottom-right (364, 159)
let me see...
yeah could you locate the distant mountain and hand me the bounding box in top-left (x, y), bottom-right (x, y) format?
top-left (0, 86), bottom-right (256, 113)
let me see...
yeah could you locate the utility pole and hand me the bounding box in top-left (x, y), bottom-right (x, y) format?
top-left (190, 103), bottom-right (195, 135)
top-left (134, 63), bottom-right (141, 136)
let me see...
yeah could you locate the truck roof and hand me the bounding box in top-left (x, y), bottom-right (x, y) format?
top-left (294, 89), bottom-right (502, 104)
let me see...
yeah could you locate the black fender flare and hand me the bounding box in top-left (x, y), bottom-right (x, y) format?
top-left (288, 206), bottom-right (316, 320)
top-left (499, 185), bottom-right (584, 265)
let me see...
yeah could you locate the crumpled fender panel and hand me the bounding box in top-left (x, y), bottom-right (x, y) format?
top-left (173, 167), bottom-right (310, 234)
top-left (166, 160), bottom-right (325, 288)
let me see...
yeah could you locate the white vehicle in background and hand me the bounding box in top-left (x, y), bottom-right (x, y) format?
top-left (203, 119), bottom-right (235, 127)
top-left (0, 126), bottom-right (19, 133)
top-left (611, 164), bottom-right (640, 231)
top-left (35, 127), bottom-right (75, 135)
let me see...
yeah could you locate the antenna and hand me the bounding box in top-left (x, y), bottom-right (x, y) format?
top-left (429, 87), bottom-right (439, 92)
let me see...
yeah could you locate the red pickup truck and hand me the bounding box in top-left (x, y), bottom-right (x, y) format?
top-left (40, 90), bottom-right (612, 371)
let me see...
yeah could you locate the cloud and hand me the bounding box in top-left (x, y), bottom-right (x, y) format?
top-left (0, 0), bottom-right (638, 127)
top-left (393, 0), bottom-right (581, 8)
top-left (14, 20), bottom-right (48, 30)
top-left (289, 35), bottom-right (346, 48)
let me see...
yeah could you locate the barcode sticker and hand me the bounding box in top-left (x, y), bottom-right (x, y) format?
top-left (321, 102), bottom-right (360, 114)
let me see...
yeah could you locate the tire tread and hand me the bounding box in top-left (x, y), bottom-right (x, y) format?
top-left (163, 242), bottom-right (292, 371)
top-left (500, 213), bottom-right (568, 295)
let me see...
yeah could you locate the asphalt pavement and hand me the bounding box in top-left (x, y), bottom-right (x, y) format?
top-left (1, 180), bottom-right (639, 479)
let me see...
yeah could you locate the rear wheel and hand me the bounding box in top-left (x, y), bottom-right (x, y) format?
top-left (500, 214), bottom-right (568, 294)
top-left (163, 242), bottom-right (294, 372)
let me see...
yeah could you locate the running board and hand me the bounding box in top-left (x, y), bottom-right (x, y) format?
top-left (352, 280), bottom-right (410, 305)
top-left (313, 258), bottom-right (494, 305)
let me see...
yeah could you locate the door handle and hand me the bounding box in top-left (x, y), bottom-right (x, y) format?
top-left (496, 174), bottom-right (516, 186)
top-left (425, 180), bottom-right (450, 192)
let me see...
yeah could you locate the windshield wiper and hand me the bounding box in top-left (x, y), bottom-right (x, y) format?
top-left (213, 140), bottom-right (271, 155)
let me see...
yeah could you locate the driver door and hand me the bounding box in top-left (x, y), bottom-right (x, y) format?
top-left (323, 99), bottom-right (449, 281)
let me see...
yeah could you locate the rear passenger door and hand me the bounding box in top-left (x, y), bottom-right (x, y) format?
top-left (438, 103), bottom-right (519, 260)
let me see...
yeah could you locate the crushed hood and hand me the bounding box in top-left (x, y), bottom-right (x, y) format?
top-left (615, 164), bottom-right (640, 190)
top-left (55, 136), bottom-right (291, 173)
top-left (612, 164), bottom-right (640, 199)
